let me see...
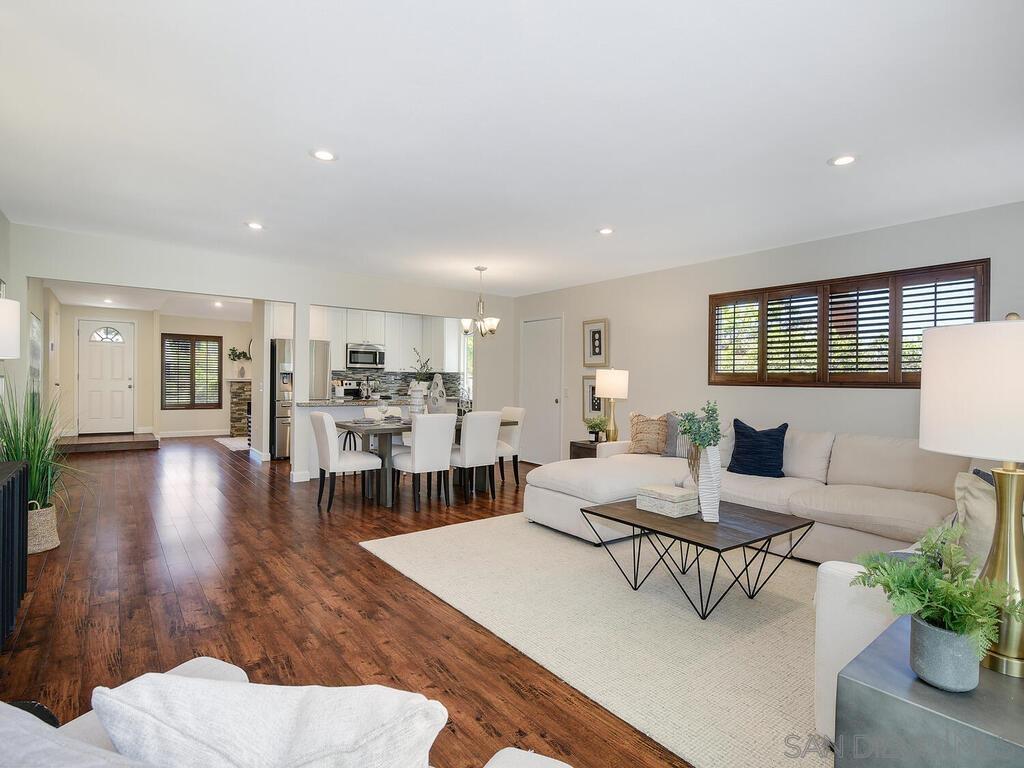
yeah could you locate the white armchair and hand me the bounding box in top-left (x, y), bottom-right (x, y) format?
top-left (813, 561), bottom-right (894, 744)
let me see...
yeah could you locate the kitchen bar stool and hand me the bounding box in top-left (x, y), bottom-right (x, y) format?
top-left (391, 414), bottom-right (457, 510)
top-left (310, 411), bottom-right (382, 512)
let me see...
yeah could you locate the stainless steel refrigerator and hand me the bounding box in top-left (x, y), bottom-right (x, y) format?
top-left (269, 339), bottom-right (293, 460)
top-left (309, 340), bottom-right (331, 401)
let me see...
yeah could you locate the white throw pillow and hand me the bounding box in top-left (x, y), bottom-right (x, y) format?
top-left (954, 471), bottom-right (997, 567)
top-left (91, 675), bottom-right (447, 768)
top-left (0, 701), bottom-right (149, 767)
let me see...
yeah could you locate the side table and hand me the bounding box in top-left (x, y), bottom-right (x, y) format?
top-left (569, 440), bottom-right (599, 459)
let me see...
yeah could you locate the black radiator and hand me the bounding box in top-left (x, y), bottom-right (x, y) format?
top-left (0, 461), bottom-right (29, 645)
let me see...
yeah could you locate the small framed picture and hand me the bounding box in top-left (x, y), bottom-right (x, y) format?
top-left (582, 375), bottom-right (605, 421)
top-left (582, 318), bottom-right (609, 367)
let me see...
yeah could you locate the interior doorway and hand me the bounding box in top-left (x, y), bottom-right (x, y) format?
top-left (519, 317), bottom-right (562, 464)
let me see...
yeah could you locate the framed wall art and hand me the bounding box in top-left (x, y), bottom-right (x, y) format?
top-left (581, 374), bottom-right (606, 421)
top-left (582, 317), bottom-right (609, 367)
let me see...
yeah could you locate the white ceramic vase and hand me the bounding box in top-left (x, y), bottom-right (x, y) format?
top-left (408, 381), bottom-right (428, 415)
top-left (698, 444), bottom-right (722, 523)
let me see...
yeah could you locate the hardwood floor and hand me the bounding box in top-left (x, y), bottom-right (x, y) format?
top-left (0, 438), bottom-right (690, 768)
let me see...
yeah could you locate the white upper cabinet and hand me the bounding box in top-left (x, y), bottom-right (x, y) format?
top-left (329, 308), bottom-right (347, 369)
top-left (346, 309), bottom-right (385, 345)
top-left (309, 305), bottom-right (330, 341)
top-left (272, 302), bottom-right (294, 339)
top-left (402, 314), bottom-right (423, 369)
top-left (383, 312), bottom-right (423, 371)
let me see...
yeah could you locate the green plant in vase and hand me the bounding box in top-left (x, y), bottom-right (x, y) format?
top-left (584, 416), bottom-right (608, 442)
top-left (676, 401), bottom-right (722, 487)
top-left (852, 523), bottom-right (1024, 691)
top-left (0, 381), bottom-right (72, 553)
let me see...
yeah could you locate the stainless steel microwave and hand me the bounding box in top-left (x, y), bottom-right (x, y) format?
top-left (346, 343), bottom-right (386, 369)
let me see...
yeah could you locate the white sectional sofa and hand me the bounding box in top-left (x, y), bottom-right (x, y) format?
top-left (524, 424), bottom-right (969, 564)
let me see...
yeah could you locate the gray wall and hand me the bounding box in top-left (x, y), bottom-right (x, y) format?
top-left (514, 201), bottom-right (1024, 456)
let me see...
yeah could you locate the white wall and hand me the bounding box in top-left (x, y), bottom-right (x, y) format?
top-left (8, 223), bottom-right (515, 480)
top-left (515, 201), bottom-right (1024, 456)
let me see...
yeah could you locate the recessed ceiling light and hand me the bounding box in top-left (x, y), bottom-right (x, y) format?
top-left (827, 155), bottom-right (856, 167)
top-left (246, 221), bottom-right (264, 230)
top-left (598, 227), bottom-right (614, 236)
top-left (103, 298), bottom-right (113, 304)
top-left (310, 149), bottom-right (336, 162)
top-left (214, 301), bottom-right (223, 308)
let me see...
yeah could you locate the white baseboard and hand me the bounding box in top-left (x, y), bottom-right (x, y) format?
top-left (290, 470), bottom-right (311, 483)
top-left (134, 426), bottom-right (155, 435)
top-left (157, 429), bottom-right (230, 438)
top-left (61, 428), bottom-right (78, 438)
top-left (249, 448), bottom-right (270, 462)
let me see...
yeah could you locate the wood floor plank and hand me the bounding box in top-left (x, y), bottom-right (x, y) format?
top-left (0, 437), bottom-right (690, 768)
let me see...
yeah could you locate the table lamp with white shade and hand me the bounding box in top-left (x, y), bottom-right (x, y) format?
top-left (596, 368), bottom-right (628, 442)
top-left (919, 317), bottom-right (1024, 677)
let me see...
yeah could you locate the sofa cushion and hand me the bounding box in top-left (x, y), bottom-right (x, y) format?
top-left (682, 471), bottom-right (822, 514)
top-left (92, 675), bottom-right (447, 768)
top-left (728, 420), bottom-right (788, 478)
top-left (0, 702), bottom-right (147, 767)
top-left (955, 471), bottom-right (997, 567)
top-left (826, 433), bottom-right (969, 499)
top-left (788, 484), bottom-right (955, 542)
top-left (783, 429), bottom-right (836, 484)
top-left (526, 455), bottom-right (689, 504)
top-left (628, 413), bottom-right (667, 454)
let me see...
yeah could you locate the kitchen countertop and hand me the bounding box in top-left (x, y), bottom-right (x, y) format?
top-left (295, 397), bottom-right (461, 408)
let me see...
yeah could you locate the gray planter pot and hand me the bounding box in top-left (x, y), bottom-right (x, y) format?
top-left (909, 614), bottom-right (979, 692)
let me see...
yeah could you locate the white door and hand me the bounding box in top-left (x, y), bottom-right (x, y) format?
top-left (519, 317), bottom-right (562, 464)
top-left (78, 320), bottom-right (135, 434)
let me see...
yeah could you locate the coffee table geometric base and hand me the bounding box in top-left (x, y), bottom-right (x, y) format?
top-left (581, 512), bottom-right (813, 620)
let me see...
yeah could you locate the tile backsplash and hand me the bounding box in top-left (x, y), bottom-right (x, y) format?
top-left (332, 369), bottom-right (465, 398)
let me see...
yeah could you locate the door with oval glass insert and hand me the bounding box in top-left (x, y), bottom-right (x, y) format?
top-left (78, 320), bottom-right (135, 434)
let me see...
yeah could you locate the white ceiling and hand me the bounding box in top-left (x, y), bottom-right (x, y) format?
top-left (43, 279), bottom-right (253, 322)
top-left (3, 2), bottom-right (1023, 297)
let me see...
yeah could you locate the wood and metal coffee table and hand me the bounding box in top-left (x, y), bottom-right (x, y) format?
top-left (580, 500), bottom-right (814, 620)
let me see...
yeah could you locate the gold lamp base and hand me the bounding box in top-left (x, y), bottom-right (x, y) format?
top-left (606, 398), bottom-right (619, 442)
top-left (981, 465), bottom-right (1024, 678)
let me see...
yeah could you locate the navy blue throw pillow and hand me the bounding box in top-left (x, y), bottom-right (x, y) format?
top-left (728, 419), bottom-right (788, 478)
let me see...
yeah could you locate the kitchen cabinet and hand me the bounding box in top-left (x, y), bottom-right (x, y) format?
top-left (401, 314), bottom-right (423, 369)
top-left (328, 308), bottom-right (347, 369)
top-left (309, 305), bottom-right (330, 341)
top-left (347, 309), bottom-right (385, 345)
top-left (421, 316), bottom-right (462, 372)
top-left (271, 302), bottom-right (294, 339)
top-left (383, 312), bottom-right (422, 371)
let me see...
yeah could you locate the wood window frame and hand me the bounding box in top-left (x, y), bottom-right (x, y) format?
top-left (707, 258), bottom-right (989, 388)
top-left (161, 333), bottom-right (224, 410)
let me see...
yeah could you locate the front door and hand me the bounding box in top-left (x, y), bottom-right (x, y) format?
top-left (78, 320), bottom-right (135, 434)
top-left (519, 317), bottom-right (562, 464)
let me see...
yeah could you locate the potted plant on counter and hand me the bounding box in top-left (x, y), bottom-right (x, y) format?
top-left (852, 524), bottom-right (1024, 692)
top-left (0, 383), bottom-right (70, 553)
top-left (677, 401), bottom-right (722, 522)
top-left (584, 416), bottom-right (608, 442)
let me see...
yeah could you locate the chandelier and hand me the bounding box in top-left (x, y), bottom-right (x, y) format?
top-left (461, 266), bottom-right (500, 337)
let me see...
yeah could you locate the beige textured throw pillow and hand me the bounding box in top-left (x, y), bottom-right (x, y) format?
top-left (954, 471), bottom-right (997, 568)
top-left (628, 413), bottom-right (668, 454)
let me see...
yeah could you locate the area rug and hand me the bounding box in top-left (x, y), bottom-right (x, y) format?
top-left (214, 436), bottom-right (251, 451)
top-left (361, 513), bottom-right (830, 768)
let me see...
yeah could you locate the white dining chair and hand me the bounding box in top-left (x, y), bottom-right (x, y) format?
top-left (310, 411), bottom-right (383, 512)
top-left (495, 406), bottom-right (525, 486)
top-left (391, 414), bottom-right (458, 510)
top-left (451, 411), bottom-right (502, 502)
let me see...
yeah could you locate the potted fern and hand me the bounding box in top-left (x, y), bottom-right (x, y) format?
top-left (853, 523), bottom-right (1024, 692)
top-left (0, 383), bottom-right (70, 553)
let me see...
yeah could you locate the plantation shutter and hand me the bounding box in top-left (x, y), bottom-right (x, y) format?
top-left (710, 295), bottom-right (761, 383)
top-left (766, 289), bottom-right (820, 381)
top-left (162, 334), bottom-right (223, 409)
top-left (898, 265), bottom-right (984, 382)
top-left (826, 279), bottom-right (891, 382)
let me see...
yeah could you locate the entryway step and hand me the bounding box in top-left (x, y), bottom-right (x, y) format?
top-left (58, 433), bottom-right (160, 454)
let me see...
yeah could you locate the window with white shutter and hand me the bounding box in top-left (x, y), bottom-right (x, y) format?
top-left (161, 334), bottom-right (223, 409)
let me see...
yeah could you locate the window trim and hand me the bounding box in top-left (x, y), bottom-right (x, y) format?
top-left (707, 259), bottom-right (990, 388)
top-left (161, 333), bottom-right (224, 410)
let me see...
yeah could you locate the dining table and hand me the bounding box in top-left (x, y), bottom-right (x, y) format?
top-left (335, 417), bottom-right (519, 508)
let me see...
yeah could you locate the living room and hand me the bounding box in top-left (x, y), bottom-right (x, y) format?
top-left (1, 3), bottom-right (1023, 767)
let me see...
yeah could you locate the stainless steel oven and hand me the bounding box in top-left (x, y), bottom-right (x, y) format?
top-left (346, 343), bottom-right (385, 370)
